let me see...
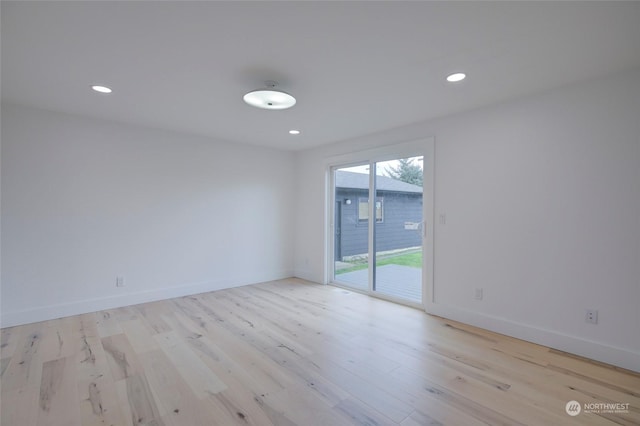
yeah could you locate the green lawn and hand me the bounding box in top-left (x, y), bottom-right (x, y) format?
top-left (336, 250), bottom-right (422, 274)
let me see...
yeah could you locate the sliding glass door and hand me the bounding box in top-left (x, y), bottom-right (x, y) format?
top-left (332, 156), bottom-right (424, 304)
top-left (373, 158), bottom-right (423, 303)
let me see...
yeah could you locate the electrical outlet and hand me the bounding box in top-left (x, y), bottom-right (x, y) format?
top-left (474, 288), bottom-right (483, 300)
top-left (116, 276), bottom-right (125, 287)
top-left (585, 309), bottom-right (598, 324)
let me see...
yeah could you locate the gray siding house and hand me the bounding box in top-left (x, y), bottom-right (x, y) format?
top-left (335, 171), bottom-right (423, 259)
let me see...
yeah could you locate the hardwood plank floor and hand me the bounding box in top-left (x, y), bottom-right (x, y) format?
top-left (1, 278), bottom-right (638, 426)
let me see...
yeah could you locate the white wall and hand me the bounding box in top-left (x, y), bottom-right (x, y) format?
top-left (1, 104), bottom-right (295, 326)
top-left (294, 69), bottom-right (640, 372)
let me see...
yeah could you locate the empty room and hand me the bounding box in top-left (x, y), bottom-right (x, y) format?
top-left (1, 2), bottom-right (639, 425)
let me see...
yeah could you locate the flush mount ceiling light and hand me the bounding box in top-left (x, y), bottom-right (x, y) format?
top-left (243, 81), bottom-right (296, 110)
top-left (91, 85), bottom-right (113, 94)
top-left (446, 72), bottom-right (466, 83)
top-left (289, 129), bottom-right (300, 135)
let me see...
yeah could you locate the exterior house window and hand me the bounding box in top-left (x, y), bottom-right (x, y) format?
top-left (358, 198), bottom-right (384, 223)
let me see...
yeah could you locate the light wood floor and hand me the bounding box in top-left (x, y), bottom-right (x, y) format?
top-left (1, 278), bottom-right (638, 426)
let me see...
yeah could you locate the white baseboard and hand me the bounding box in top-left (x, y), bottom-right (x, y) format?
top-left (426, 301), bottom-right (640, 373)
top-left (1, 270), bottom-right (293, 328)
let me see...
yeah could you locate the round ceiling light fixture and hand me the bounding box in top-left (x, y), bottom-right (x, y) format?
top-left (446, 72), bottom-right (466, 83)
top-left (243, 81), bottom-right (296, 110)
top-left (289, 129), bottom-right (300, 135)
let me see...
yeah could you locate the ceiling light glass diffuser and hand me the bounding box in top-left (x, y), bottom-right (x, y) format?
top-left (243, 81), bottom-right (296, 110)
top-left (289, 130), bottom-right (300, 135)
top-left (446, 73), bottom-right (466, 83)
top-left (91, 85), bottom-right (113, 93)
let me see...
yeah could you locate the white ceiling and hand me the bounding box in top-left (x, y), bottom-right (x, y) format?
top-left (2, 1), bottom-right (640, 151)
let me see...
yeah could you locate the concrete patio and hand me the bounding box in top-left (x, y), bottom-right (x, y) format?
top-left (335, 264), bottom-right (422, 303)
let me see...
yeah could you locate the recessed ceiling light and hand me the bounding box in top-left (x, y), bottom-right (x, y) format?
top-left (289, 130), bottom-right (301, 135)
top-left (243, 81), bottom-right (296, 110)
top-left (91, 85), bottom-right (112, 94)
top-left (446, 73), bottom-right (466, 83)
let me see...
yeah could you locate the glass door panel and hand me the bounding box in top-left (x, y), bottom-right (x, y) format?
top-left (373, 157), bottom-right (423, 303)
top-left (333, 164), bottom-right (370, 291)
